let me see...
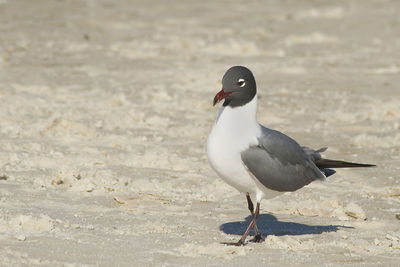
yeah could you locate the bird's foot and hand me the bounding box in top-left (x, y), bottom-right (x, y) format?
top-left (220, 240), bottom-right (246, 246)
top-left (249, 233), bottom-right (264, 243)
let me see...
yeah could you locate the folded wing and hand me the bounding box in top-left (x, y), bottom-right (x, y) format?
top-left (241, 127), bottom-right (325, 192)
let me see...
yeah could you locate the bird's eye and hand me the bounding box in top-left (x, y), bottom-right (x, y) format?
top-left (237, 79), bottom-right (246, 87)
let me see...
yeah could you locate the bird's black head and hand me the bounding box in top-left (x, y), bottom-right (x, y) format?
top-left (213, 66), bottom-right (257, 108)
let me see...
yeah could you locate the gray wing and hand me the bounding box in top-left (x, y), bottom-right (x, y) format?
top-left (241, 127), bottom-right (325, 192)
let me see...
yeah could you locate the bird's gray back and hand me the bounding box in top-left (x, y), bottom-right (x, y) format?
top-left (241, 126), bottom-right (325, 192)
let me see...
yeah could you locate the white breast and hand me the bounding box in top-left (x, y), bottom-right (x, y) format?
top-left (206, 97), bottom-right (263, 196)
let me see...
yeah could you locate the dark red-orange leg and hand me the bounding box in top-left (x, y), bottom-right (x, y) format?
top-left (222, 201), bottom-right (261, 246)
top-left (246, 193), bottom-right (263, 243)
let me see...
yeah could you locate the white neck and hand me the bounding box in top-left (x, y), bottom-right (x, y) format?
top-left (206, 94), bottom-right (262, 194)
top-left (213, 96), bottom-right (260, 147)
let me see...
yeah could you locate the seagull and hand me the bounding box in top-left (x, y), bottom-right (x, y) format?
top-left (206, 66), bottom-right (375, 246)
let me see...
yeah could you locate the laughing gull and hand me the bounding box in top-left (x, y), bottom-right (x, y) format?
top-left (206, 66), bottom-right (375, 246)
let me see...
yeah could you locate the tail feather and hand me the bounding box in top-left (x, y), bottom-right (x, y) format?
top-left (320, 168), bottom-right (336, 177)
top-left (315, 158), bottom-right (376, 169)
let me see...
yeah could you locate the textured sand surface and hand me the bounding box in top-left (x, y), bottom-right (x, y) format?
top-left (0, 0), bottom-right (399, 266)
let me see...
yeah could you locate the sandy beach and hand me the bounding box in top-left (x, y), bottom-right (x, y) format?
top-left (1, 0), bottom-right (399, 265)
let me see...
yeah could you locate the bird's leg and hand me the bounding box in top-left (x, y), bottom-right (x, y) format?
top-left (246, 193), bottom-right (264, 243)
top-left (222, 202), bottom-right (261, 246)
top-left (246, 193), bottom-right (259, 235)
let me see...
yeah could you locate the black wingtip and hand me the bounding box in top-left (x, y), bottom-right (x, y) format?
top-left (316, 159), bottom-right (376, 169)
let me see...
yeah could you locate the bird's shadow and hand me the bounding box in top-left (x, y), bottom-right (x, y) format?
top-left (220, 213), bottom-right (351, 237)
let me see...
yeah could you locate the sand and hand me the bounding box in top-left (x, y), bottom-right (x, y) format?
top-left (0, 0), bottom-right (399, 266)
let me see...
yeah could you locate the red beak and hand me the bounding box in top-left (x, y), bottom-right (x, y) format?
top-left (213, 89), bottom-right (232, 106)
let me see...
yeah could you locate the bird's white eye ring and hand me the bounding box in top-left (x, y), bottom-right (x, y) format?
top-left (237, 78), bottom-right (246, 87)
